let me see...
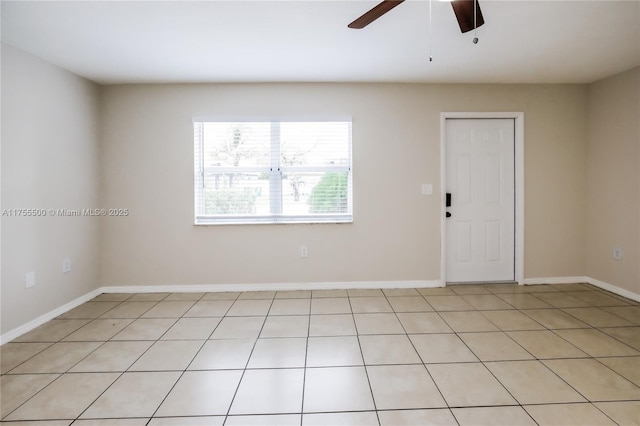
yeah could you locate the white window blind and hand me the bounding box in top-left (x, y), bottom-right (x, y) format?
top-left (194, 120), bottom-right (352, 224)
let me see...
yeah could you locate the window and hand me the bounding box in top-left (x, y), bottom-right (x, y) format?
top-left (194, 120), bottom-right (352, 224)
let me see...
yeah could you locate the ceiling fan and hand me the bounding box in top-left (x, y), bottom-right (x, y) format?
top-left (348, 0), bottom-right (484, 33)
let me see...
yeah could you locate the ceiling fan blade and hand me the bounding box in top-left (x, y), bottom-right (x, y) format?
top-left (348, 0), bottom-right (405, 29)
top-left (451, 0), bottom-right (485, 33)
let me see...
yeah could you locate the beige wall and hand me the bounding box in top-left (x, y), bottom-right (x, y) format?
top-left (3, 41), bottom-right (637, 339)
top-left (7, 44), bottom-right (636, 338)
top-left (586, 67), bottom-right (640, 294)
top-left (1, 44), bottom-right (101, 334)
top-left (100, 83), bottom-right (588, 287)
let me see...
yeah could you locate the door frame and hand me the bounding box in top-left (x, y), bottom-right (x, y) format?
top-left (440, 112), bottom-right (525, 285)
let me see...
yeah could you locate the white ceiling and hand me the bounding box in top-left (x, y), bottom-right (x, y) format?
top-left (2, 0), bottom-right (639, 85)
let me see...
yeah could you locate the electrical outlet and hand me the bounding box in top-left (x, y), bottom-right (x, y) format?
top-left (25, 272), bottom-right (35, 288)
top-left (613, 246), bottom-right (623, 261)
top-left (63, 258), bottom-right (71, 273)
top-left (300, 245), bottom-right (308, 258)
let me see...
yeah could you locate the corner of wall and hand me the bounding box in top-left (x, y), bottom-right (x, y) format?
top-left (1, 44), bottom-right (104, 335)
top-left (585, 67), bottom-right (640, 296)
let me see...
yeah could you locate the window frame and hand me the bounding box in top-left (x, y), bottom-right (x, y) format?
top-left (194, 119), bottom-right (353, 225)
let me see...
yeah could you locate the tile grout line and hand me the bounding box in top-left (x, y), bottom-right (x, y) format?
top-left (71, 293), bottom-right (207, 422)
top-left (347, 294), bottom-right (382, 426)
top-left (379, 289), bottom-right (452, 417)
top-left (3, 297), bottom-right (141, 375)
top-left (299, 297), bottom-right (312, 426)
top-left (146, 293), bottom-right (229, 422)
top-left (222, 292), bottom-right (274, 422)
top-left (144, 291), bottom-right (241, 424)
top-left (1, 293), bottom-right (168, 422)
top-left (72, 312), bottom-right (185, 422)
top-left (452, 287), bottom-right (581, 425)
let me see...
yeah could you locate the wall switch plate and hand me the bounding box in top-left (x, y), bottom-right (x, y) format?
top-left (613, 246), bottom-right (623, 261)
top-left (300, 245), bottom-right (308, 258)
top-left (25, 272), bottom-right (35, 288)
top-left (63, 258), bottom-right (71, 273)
top-left (421, 184), bottom-right (433, 196)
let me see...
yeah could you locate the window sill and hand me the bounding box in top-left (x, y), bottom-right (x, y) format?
top-left (194, 215), bottom-right (353, 226)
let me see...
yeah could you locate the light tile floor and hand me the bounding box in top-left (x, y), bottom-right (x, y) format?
top-left (1, 283), bottom-right (639, 425)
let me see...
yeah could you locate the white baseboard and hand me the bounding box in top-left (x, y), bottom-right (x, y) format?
top-left (4, 276), bottom-right (635, 346)
top-left (523, 276), bottom-right (640, 302)
top-left (100, 280), bottom-right (445, 294)
top-left (0, 288), bottom-right (103, 346)
top-left (522, 276), bottom-right (589, 285)
top-left (586, 277), bottom-right (640, 302)
top-left (1, 280), bottom-right (443, 345)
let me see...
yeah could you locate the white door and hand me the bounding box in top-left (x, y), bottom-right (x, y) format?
top-left (445, 118), bottom-right (515, 283)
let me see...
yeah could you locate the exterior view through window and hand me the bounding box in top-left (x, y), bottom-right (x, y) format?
top-left (194, 120), bottom-right (352, 224)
